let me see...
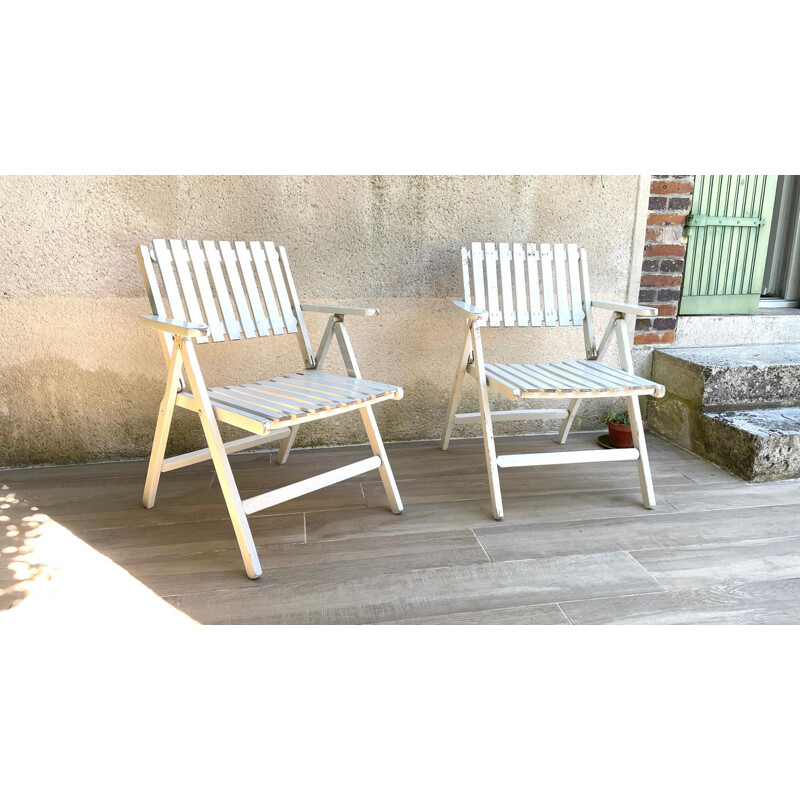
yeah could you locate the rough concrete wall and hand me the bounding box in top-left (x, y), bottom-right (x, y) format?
top-left (0, 175), bottom-right (644, 467)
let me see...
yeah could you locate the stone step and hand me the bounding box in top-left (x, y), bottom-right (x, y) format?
top-left (652, 343), bottom-right (800, 410)
top-left (696, 407), bottom-right (800, 482)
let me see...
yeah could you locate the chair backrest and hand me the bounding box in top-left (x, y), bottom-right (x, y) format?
top-left (462, 242), bottom-right (593, 329)
top-left (137, 239), bottom-right (314, 360)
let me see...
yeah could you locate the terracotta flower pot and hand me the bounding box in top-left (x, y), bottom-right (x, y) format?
top-left (606, 420), bottom-right (634, 448)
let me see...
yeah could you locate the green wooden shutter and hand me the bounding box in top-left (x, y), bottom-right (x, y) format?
top-left (680, 175), bottom-right (778, 314)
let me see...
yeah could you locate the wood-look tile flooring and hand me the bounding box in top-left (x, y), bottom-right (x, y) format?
top-left (3, 432), bottom-right (800, 624)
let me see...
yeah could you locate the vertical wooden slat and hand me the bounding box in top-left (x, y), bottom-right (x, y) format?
top-left (471, 242), bottom-right (486, 312)
top-left (277, 246), bottom-right (315, 368)
top-left (461, 246), bottom-right (472, 304)
top-left (539, 243), bottom-right (557, 326)
top-left (498, 243), bottom-right (515, 326)
top-left (248, 241), bottom-right (283, 334)
top-left (152, 239), bottom-right (187, 322)
top-left (484, 242), bottom-right (501, 326)
top-left (526, 244), bottom-right (542, 326)
top-left (233, 241), bottom-right (271, 336)
top-left (218, 241), bottom-right (257, 338)
top-left (264, 242), bottom-right (295, 334)
top-left (553, 243), bottom-right (570, 325)
top-left (202, 240), bottom-right (242, 340)
top-left (169, 239), bottom-right (208, 343)
top-left (137, 244), bottom-right (167, 318)
top-left (578, 247), bottom-right (596, 356)
top-left (186, 240), bottom-right (225, 342)
top-left (566, 243), bottom-right (583, 325)
top-left (512, 243), bottom-right (529, 326)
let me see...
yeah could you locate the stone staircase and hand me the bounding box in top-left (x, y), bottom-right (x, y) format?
top-left (648, 343), bottom-right (800, 482)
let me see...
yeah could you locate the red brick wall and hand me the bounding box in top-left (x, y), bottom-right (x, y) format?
top-left (633, 176), bottom-right (695, 345)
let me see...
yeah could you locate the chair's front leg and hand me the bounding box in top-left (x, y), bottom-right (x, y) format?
top-left (441, 324), bottom-right (473, 451)
top-left (181, 339), bottom-right (262, 579)
top-left (143, 336), bottom-right (184, 509)
top-left (471, 323), bottom-right (503, 520)
top-left (360, 405), bottom-right (403, 514)
top-left (275, 425), bottom-right (299, 465)
top-left (556, 398), bottom-right (582, 445)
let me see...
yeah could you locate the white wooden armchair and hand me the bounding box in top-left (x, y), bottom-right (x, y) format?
top-left (441, 242), bottom-right (666, 520)
top-left (137, 239), bottom-right (403, 579)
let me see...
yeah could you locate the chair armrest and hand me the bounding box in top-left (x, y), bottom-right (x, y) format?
top-left (139, 314), bottom-right (210, 337)
top-left (591, 299), bottom-right (657, 317)
top-left (300, 304), bottom-right (379, 317)
top-left (453, 300), bottom-right (489, 321)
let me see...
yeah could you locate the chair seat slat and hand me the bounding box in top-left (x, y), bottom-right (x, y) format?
top-left (220, 385), bottom-right (314, 415)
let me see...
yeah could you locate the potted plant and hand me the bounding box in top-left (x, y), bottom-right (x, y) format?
top-left (601, 404), bottom-right (637, 448)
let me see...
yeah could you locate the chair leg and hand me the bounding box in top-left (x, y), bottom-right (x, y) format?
top-left (143, 340), bottom-right (183, 509)
top-left (360, 405), bottom-right (403, 514)
top-left (441, 326), bottom-right (473, 450)
top-left (181, 339), bottom-right (262, 579)
top-left (275, 426), bottom-right (299, 465)
top-left (626, 395), bottom-right (655, 509)
top-left (556, 398), bottom-right (581, 445)
top-left (471, 324), bottom-right (503, 520)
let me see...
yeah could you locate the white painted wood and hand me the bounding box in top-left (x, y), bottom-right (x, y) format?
top-left (181, 338), bottom-right (262, 579)
top-left (455, 408), bottom-right (569, 422)
top-left (593, 298), bottom-right (658, 316)
top-left (202, 240), bottom-right (243, 341)
top-left (186, 240), bottom-right (226, 342)
top-left (452, 300), bottom-right (488, 320)
top-left (242, 456), bottom-right (381, 515)
top-left (553, 243), bottom-right (571, 325)
top-left (444, 240), bottom-right (666, 521)
top-left (277, 246), bottom-right (314, 367)
top-left (484, 242), bottom-right (501, 326)
top-left (556, 398), bottom-right (581, 445)
top-left (361, 405), bottom-right (403, 514)
top-left (161, 430), bottom-right (291, 472)
top-left (512, 243), bottom-right (529, 326)
top-left (275, 426), bottom-right (299, 465)
top-left (440, 325), bottom-right (473, 450)
top-left (232, 240), bottom-right (271, 336)
top-left (539, 243), bottom-right (557, 326)
top-left (471, 242), bottom-right (486, 312)
top-left (566, 243), bottom-right (583, 325)
top-left (139, 315), bottom-right (209, 337)
top-left (461, 246), bottom-right (472, 303)
top-left (314, 315), bottom-right (338, 369)
top-left (300, 304), bottom-right (379, 317)
top-left (526, 244), bottom-right (543, 326)
top-left (142, 338), bottom-right (184, 508)
top-left (137, 237), bottom-right (404, 577)
top-left (626, 392), bottom-right (656, 508)
top-left (498, 243), bottom-right (515, 326)
top-left (168, 239), bottom-right (208, 342)
top-left (152, 239), bottom-right (187, 323)
top-left (470, 323), bottom-right (503, 519)
top-left (496, 449), bottom-right (640, 468)
top-left (218, 240), bottom-right (257, 338)
top-left (263, 241), bottom-right (295, 333)
top-left (578, 246), bottom-right (596, 357)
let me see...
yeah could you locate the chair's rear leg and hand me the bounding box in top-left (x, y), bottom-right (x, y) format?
top-left (626, 394), bottom-right (655, 509)
top-left (360, 405), bottom-right (403, 514)
top-left (556, 398), bottom-right (582, 445)
top-left (143, 340), bottom-right (183, 509)
top-left (181, 340), bottom-right (262, 579)
top-left (275, 426), bottom-right (299, 465)
top-left (471, 324), bottom-right (503, 520)
top-left (441, 325), bottom-right (473, 451)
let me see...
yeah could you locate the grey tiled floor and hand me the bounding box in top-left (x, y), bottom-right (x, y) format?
top-left (3, 432), bottom-right (800, 624)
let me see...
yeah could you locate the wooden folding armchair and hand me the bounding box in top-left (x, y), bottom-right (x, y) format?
top-left (137, 239), bottom-right (403, 579)
top-left (441, 242), bottom-right (666, 520)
